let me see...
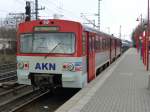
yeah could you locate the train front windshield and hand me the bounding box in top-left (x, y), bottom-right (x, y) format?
top-left (20, 33), bottom-right (75, 54)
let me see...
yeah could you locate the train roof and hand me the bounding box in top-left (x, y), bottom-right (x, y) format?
top-left (83, 25), bottom-right (106, 35)
top-left (20, 19), bottom-right (120, 40)
top-left (83, 25), bottom-right (120, 39)
top-left (19, 19), bottom-right (81, 26)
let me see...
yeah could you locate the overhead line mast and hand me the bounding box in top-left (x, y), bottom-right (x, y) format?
top-left (35, 0), bottom-right (38, 20)
top-left (98, 0), bottom-right (102, 31)
top-left (35, 0), bottom-right (45, 20)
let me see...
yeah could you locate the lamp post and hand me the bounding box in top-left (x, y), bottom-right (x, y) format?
top-left (146, 0), bottom-right (149, 71)
top-left (147, 0), bottom-right (150, 90)
top-left (98, 0), bottom-right (102, 30)
top-left (136, 14), bottom-right (144, 61)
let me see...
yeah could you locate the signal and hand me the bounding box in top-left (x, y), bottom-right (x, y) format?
top-left (25, 1), bottom-right (31, 21)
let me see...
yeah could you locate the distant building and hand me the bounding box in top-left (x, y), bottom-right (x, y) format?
top-left (0, 38), bottom-right (15, 49)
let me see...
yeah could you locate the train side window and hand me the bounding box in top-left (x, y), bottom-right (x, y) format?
top-left (104, 39), bottom-right (106, 49)
top-left (112, 40), bottom-right (114, 48)
top-left (93, 36), bottom-right (95, 51)
top-left (117, 40), bottom-right (118, 47)
top-left (94, 38), bottom-right (96, 50)
top-left (107, 38), bottom-right (109, 49)
top-left (95, 36), bottom-right (99, 51)
top-left (99, 37), bottom-right (102, 50)
top-left (82, 32), bottom-right (86, 55)
top-left (89, 37), bottom-right (92, 52)
top-left (111, 39), bottom-right (113, 48)
top-left (113, 40), bottom-right (115, 48)
top-left (102, 39), bottom-right (105, 50)
top-left (102, 39), bottom-right (104, 50)
top-left (105, 39), bottom-right (107, 49)
top-left (107, 38), bottom-right (110, 49)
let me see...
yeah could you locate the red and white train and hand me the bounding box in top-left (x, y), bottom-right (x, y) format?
top-left (17, 19), bottom-right (121, 89)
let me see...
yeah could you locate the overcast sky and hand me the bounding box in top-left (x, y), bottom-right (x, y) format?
top-left (0, 0), bottom-right (148, 40)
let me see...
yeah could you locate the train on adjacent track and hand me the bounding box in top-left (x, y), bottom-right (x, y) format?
top-left (16, 19), bottom-right (121, 89)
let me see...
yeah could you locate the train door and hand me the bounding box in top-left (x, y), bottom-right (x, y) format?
top-left (87, 33), bottom-right (96, 82)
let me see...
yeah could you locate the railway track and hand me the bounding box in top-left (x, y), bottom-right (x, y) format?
top-left (14, 88), bottom-right (80, 112)
top-left (0, 84), bottom-right (49, 112)
top-left (0, 84), bottom-right (78, 112)
top-left (0, 63), bottom-right (16, 72)
top-left (0, 63), bottom-right (50, 112)
top-left (11, 90), bottom-right (49, 112)
top-left (0, 70), bottom-right (17, 82)
top-left (0, 63), bottom-right (79, 112)
top-left (0, 63), bottom-right (17, 83)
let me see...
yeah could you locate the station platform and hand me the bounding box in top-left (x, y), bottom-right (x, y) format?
top-left (55, 48), bottom-right (150, 112)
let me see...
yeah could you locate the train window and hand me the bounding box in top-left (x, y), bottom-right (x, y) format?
top-left (104, 39), bottom-right (106, 49)
top-left (109, 39), bottom-right (111, 48)
top-left (92, 37), bottom-right (95, 51)
top-left (95, 36), bottom-right (99, 50)
top-left (102, 39), bottom-right (105, 50)
top-left (118, 41), bottom-right (120, 47)
top-left (89, 37), bottom-right (92, 52)
top-left (20, 34), bottom-right (33, 53)
top-left (106, 39), bottom-right (110, 49)
top-left (112, 40), bottom-right (114, 48)
top-left (107, 38), bottom-right (109, 49)
top-left (99, 37), bottom-right (102, 50)
top-left (105, 39), bottom-right (107, 49)
top-left (82, 32), bottom-right (86, 55)
top-left (114, 40), bottom-right (115, 48)
top-left (20, 33), bottom-right (75, 54)
top-left (117, 41), bottom-right (119, 47)
top-left (94, 38), bottom-right (96, 50)
top-left (113, 40), bottom-right (115, 48)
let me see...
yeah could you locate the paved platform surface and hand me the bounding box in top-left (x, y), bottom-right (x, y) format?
top-left (55, 48), bottom-right (150, 112)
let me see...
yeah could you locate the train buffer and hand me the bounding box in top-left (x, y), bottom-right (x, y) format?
top-left (55, 48), bottom-right (150, 112)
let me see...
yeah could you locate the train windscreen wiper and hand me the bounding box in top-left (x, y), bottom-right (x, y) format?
top-left (45, 42), bottom-right (62, 58)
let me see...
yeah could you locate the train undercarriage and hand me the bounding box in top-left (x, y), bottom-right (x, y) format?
top-left (28, 73), bottom-right (62, 90)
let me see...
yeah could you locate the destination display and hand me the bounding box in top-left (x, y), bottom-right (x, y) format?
top-left (34, 26), bottom-right (59, 32)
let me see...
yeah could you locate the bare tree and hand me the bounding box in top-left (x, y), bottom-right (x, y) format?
top-left (0, 27), bottom-right (16, 40)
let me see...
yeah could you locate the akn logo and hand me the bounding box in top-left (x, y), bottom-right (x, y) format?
top-left (35, 63), bottom-right (56, 70)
